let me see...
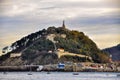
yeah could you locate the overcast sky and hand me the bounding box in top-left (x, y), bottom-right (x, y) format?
top-left (0, 0), bottom-right (120, 55)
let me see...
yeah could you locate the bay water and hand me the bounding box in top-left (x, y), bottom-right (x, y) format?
top-left (0, 72), bottom-right (120, 80)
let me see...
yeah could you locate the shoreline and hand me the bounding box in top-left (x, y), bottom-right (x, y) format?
top-left (0, 65), bottom-right (120, 72)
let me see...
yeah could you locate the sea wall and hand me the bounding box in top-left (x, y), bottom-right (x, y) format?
top-left (0, 65), bottom-right (38, 71)
top-left (0, 62), bottom-right (120, 72)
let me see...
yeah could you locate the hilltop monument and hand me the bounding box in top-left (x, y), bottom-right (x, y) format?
top-left (62, 20), bottom-right (66, 28)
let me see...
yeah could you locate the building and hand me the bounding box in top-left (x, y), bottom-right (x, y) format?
top-left (2, 46), bottom-right (13, 54)
top-left (57, 48), bottom-right (64, 52)
top-left (10, 53), bottom-right (21, 58)
top-left (48, 50), bottom-right (53, 53)
top-left (60, 34), bottom-right (66, 38)
top-left (57, 63), bottom-right (65, 69)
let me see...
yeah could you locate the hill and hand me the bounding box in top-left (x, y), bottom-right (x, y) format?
top-left (102, 44), bottom-right (120, 61)
top-left (0, 24), bottom-right (110, 65)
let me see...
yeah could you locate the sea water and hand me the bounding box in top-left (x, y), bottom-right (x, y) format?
top-left (0, 72), bottom-right (120, 80)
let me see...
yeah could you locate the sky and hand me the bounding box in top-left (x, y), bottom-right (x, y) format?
top-left (0, 0), bottom-right (120, 55)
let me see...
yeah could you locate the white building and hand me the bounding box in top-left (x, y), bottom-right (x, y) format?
top-left (2, 46), bottom-right (13, 54)
top-left (10, 53), bottom-right (21, 58)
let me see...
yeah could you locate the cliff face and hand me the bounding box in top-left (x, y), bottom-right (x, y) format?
top-left (102, 44), bottom-right (120, 61)
top-left (0, 26), bottom-right (110, 66)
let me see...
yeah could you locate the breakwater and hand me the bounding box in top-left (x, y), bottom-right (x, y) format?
top-left (0, 65), bottom-right (38, 71)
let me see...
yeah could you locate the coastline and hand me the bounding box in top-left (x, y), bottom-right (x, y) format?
top-left (0, 63), bottom-right (120, 72)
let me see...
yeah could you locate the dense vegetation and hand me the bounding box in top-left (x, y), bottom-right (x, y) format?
top-left (0, 26), bottom-right (110, 65)
top-left (10, 29), bottom-right (47, 53)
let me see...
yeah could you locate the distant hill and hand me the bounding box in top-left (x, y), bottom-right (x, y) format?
top-left (0, 24), bottom-right (110, 66)
top-left (102, 44), bottom-right (120, 61)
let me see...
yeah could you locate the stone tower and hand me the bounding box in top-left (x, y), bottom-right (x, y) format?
top-left (62, 20), bottom-right (66, 28)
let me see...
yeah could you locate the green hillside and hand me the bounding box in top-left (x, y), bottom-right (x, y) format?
top-left (0, 26), bottom-right (110, 66)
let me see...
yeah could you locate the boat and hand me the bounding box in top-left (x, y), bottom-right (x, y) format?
top-left (73, 63), bottom-right (79, 75)
top-left (3, 71), bottom-right (7, 74)
top-left (47, 71), bottom-right (51, 74)
top-left (73, 72), bottom-right (79, 75)
top-left (36, 65), bottom-right (43, 71)
top-left (117, 74), bottom-right (120, 77)
top-left (28, 73), bottom-right (32, 75)
top-left (27, 65), bottom-right (32, 75)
